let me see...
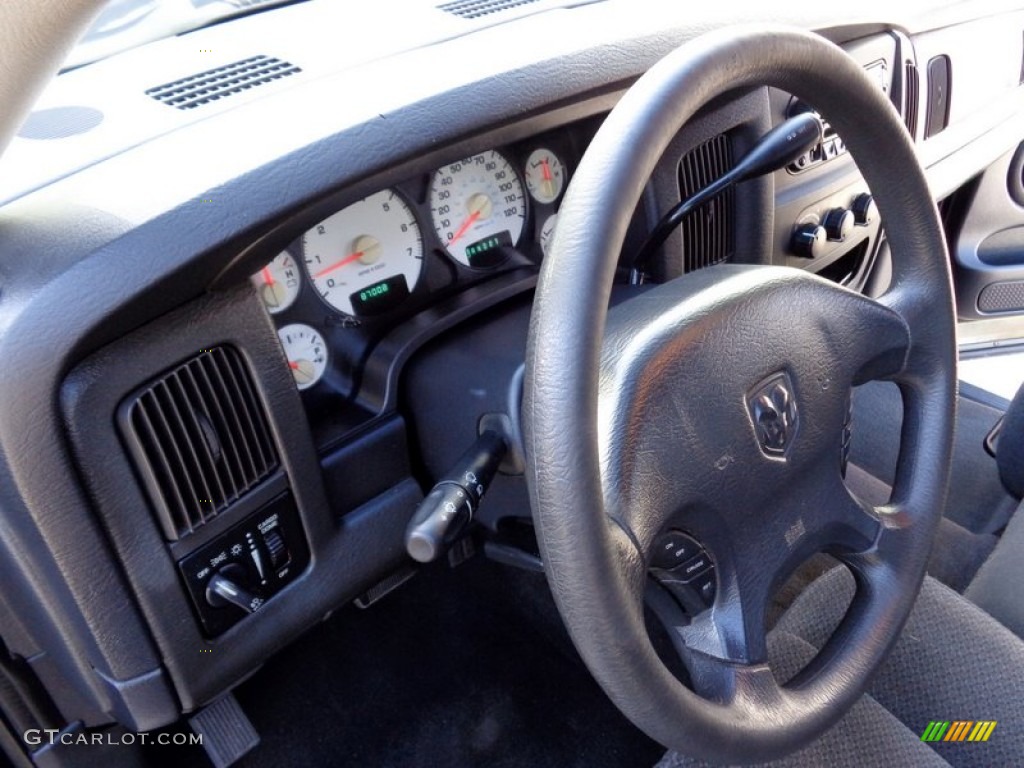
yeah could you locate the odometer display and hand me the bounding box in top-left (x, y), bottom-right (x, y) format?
top-left (302, 189), bottom-right (422, 316)
top-left (349, 274), bottom-right (411, 317)
top-left (464, 231), bottom-right (512, 268)
top-left (429, 150), bottom-right (525, 267)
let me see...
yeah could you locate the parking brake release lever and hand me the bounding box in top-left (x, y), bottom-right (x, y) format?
top-left (405, 430), bottom-right (508, 563)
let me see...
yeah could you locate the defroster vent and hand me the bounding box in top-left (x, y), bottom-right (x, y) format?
top-left (678, 134), bottom-right (734, 274)
top-left (145, 55), bottom-right (301, 110)
top-left (121, 347), bottom-right (278, 541)
top-left (439, 0), bottom-right (540, 19)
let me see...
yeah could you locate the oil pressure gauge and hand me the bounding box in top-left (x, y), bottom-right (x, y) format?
top-left (277, 323), bottom-right (328, 391)
top-left (523, 148), bottom-right (565, 205)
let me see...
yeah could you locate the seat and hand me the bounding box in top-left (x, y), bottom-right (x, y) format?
top-left (660, 566), bottom-right (1024, 767)
top-left (963, 380), bottom-right (1024, 638)
top-left (653, 377), bottom-right (1024, 767)
top-left (965, 498), bottom-right (1024, 639)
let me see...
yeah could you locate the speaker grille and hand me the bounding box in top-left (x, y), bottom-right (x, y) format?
top-left (978, 281), bottom-right (1024, 314)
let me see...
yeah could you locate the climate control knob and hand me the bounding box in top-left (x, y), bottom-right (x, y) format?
top-left (791, 223), bottom-right (827, 259)
top-left (851, 193), bottom-right (878, 226)
top-left (823, 208), bottom-right (855, 241)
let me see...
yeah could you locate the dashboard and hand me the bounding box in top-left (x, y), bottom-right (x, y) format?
top-left (1, 0), bottom-right (1023, 748)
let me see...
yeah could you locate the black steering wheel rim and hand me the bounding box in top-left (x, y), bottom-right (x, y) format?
top-left (523, 24), bottom-right (956, 763)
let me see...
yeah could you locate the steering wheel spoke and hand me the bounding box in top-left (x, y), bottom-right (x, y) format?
top-left (842, 295), bottom-right (913, 386)
top-left (685, 649), bottom-right (780, 708)
top-left (793, 458), bottom-right (888, 558)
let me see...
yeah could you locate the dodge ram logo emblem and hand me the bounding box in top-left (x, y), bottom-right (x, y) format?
top-left (747, 373), bottom-right (799, 456)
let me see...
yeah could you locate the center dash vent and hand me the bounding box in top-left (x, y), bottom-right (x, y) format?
top-left (678, 134), bottom-right (735, 274)
top-left (438, 0), bottom-right (540, 19)
top-left (145, 55), bottom-right (301, 111)
top-left (120, 347), bottom-right (278, 541)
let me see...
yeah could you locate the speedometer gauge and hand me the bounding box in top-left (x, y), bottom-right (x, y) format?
top-left (429, 150), bottom-right (526, 268)
top-left (302, 190), bottom-right (423, 317)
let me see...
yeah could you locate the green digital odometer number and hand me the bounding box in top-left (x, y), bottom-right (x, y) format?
top-left (348, 275), bottom-right (409, 317)
top-left (464, 230), bottom-right (512, 268)
top-left (360, 282), bottom-right (390, 302)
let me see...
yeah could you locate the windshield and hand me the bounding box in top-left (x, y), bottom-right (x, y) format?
top-left (66, 0), bottom-right (301, 70)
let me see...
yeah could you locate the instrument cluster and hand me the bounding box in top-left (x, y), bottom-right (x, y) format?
top-left (251, 136), bottom-right (575, 394)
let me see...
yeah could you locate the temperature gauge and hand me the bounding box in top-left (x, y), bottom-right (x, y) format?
top-left (524, 148), bottom-right (565, 205)
top-left (277, 323), bottom-right (328, 391)
top-left (252, 251), bottom-right (301, 314)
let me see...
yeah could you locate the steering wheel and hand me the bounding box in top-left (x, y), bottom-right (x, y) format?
top-left (523, 25), bottom-right (956, 763)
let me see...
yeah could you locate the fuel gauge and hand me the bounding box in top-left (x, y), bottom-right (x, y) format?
top-left (277, 323), bottom-right (328, 391)
top-left (252, 251), bottom-right (301, 314)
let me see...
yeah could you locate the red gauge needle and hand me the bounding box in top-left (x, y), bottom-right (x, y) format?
top-left (448, 211), bottom-right (481, 247)
top-left (315, 250), bottom-right (364, 279)
top-left (288, 361), bottom-right (300, 370)
top-left (541, 158), bottom-right (553, 182)
top-left (261, 266), bottom-right (275, 285)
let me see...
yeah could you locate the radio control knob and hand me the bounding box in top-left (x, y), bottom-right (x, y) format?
top-left (851, 193), bottom-right (878, 226)
top-left (823, 208), bottom-right (855, 241)
top-left (791, 223), bottom-right (827, 259)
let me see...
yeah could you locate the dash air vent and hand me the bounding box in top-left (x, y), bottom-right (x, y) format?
top-left (903, 61), bottom-right (920, 139)
top-left (145, 55), bottom-right (301, 110)
top-left (120, 347), bottom-right (278, 540)
top-left (678, 134), bottom-right (734, 273)
top-left (439, 0), bottom-right (540, 19)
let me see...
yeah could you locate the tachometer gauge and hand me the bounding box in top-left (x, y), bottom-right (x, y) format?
top-left (277, 323), bottom-right (328, 391)
top-left (429, 150), bottom-right (526, 268)
top-left (539, 213), bottom-right (558, 257)
top-left (524, 148), bottom-right (565, 205)
top-left (251, 251), bottom-right (301, 314)
top-left (302, 190), bottom-right (423, 317)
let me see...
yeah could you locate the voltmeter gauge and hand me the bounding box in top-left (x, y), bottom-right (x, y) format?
top-left (523, 148), bottom-right (565, 205)
top-left (429, 150), bottom-right (526, 268)
top-left (277, 323), bottom-right (328, 391)
top-left (539, 213), bottom-right (558, 257)
top-left (251, 251), bottom-right (301, 314)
